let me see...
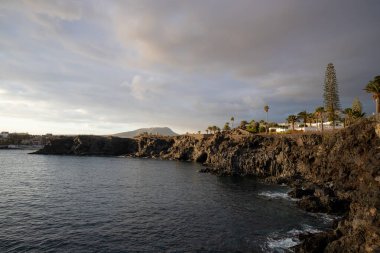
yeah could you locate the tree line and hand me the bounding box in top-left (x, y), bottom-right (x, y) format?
top-left (201, 63), bottom-right (379, 135)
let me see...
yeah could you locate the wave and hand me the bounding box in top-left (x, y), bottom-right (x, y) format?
top-left (287, 224), bottom-right (322, 236)
top-left (309, 212), bottom-right (341, 225)
top-left (257, 191), bottom-right (295, 201)
top-left (267, 237), bottom-right (300, 252)
top-left (265, 224), bottom-right (323, 252)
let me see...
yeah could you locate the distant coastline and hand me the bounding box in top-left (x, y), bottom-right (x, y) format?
top-left (0, 144), bottom-right (43, 150)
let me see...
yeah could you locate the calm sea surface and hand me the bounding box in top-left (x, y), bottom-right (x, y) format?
top-left (0, 150), bottom-right (332, 252)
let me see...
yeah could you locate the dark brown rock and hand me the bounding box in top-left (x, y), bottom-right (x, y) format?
top-left (33, 135), bottom-right (137, 156)
top-left (289, 188), bottom-right (315, 198)
top-left (294, 230), bottom-right (337, 253)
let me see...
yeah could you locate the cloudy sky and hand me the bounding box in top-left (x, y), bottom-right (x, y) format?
top-left (1, 0), bottom-right (379, 134)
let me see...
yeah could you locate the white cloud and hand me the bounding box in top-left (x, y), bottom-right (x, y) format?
top-left (127, 75), bottom-right (167, 100)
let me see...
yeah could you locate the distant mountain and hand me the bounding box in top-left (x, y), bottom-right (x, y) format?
top-left (112, 127), bottom-right (178, 138)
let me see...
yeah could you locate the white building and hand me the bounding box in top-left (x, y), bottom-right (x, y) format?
top-left (295, 121), bottom-right (344, 132)
top-left (1, 132), bottom-right (9, 138)
top-left (269, 126), bottom-right (288, 133)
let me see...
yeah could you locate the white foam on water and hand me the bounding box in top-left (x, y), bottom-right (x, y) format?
top-left (258, 191), bottom-right (296, 201)
top-left (287, 225), bottom-right (322, 237)
top-left (302, 224), bottom-right (323, 233)
top-left (266, 224), bottom-right (323, 252)
top-left (286, 229), bottom-right (306, 237)
top-left (267, 237), bottom-right (300, 250)
top-left (310, 212), bottom-right (341, 224)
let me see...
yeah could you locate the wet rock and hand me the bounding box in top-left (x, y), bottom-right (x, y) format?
top-left (289, 188), bottom-right (315, 199)
top-left (294, 230), bottom-right (337, 253)
top-left (198, 167), bottom-right (212, 173)
top-left (298, 195), bottom-right (327, 213)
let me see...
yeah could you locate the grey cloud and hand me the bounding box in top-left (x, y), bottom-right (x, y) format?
top-left (112, 1), bottom-right (379, 75)
top-left (0, 0), bottom-right (379, 134)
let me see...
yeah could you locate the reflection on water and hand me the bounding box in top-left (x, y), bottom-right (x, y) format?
top-left (0, 150), bottom-right (331, 252)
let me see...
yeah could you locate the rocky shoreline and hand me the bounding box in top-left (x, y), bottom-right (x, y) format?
top-left (33, 119), bottom-right (380, 252)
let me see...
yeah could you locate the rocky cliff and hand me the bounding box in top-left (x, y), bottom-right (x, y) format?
top-left (33, 135), bottom-right (137, 156)
top-left (33, 119), bottom-right (380, 252)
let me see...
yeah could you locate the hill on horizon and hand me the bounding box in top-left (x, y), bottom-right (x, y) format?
top-left (111, 127), bottom-right (178, 138)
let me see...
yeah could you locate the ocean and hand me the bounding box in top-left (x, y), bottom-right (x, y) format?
top-left (0, 150), bottom-right (333, 252)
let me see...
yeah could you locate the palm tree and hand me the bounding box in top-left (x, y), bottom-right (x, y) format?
top-left (364, 75), bottom-right (380, 116)
top-left (352, 110), bottom-right (366, 119)
top-left (315, 107), bottom-right (325, 132)
top-left (239, 120), bottom-right (248, 130)
top-left (307, 113), bottom-right (315, 127)
top-left (264, 105), bottom-right (269, 133)
top-left (343, 108), bottom-right (353, 127)
top-left (205, 129), bottom-right (209, 134)
top-left (223, 122), bottom-right (230, 131)
top-left (210, 125), bottom-right (221, 134)
top-left (286, 115), bottom-right (298, 131)
top-left (297, 111), bottom-right (308, 127)
top-left (230, 116), bottom-right (235, 129)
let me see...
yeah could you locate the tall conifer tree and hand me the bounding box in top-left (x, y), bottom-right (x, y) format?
top-left (323, 63), bottom-right (341, 128)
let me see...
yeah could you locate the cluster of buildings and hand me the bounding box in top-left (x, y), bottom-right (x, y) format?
top-left (1, 131), bottom-right (9, 138)
top-left (0, 132), bottom-right (53, 149)
top-left (269, 121), bottom-right (344, 133)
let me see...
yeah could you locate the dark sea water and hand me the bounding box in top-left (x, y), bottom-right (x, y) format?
top-left (0, 150), bottom-right (333, 252)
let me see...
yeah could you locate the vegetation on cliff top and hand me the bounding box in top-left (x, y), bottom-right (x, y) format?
top-left (201, 66), bottom-right (377, 136)
top-left (365, 75), bottom-right (380, 115)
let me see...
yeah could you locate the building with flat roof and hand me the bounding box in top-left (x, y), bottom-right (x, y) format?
top-left (1, 132), bottom-right (9, 138)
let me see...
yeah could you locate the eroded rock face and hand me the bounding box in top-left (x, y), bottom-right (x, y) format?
top-left (135, 136), bottom-right (174, 158)
top-left (33, 136), bottom-right (75, 155)
top-left (131, 120), bottom-right (380, 252)
top-left (34, 135), bottom-right (138, 156)
top-left (34, 119), bottom-right (380, 252)
top-left (295, 231), bottom-right (338, 253)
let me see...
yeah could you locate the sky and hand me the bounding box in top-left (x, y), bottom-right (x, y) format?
top-left (1, 0), bottom-right (379, 135)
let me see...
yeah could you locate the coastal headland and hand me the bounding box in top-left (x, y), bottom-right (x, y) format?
top-left (33, 118), bottom-right (380, 252)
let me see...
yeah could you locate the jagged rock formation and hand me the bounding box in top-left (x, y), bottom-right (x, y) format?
top-left (292, 120), bottom-right (380, 253)
top-left (33, 135), bottom-right (137, 156)
top-left (33, 119), bottom-right (380, 252)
